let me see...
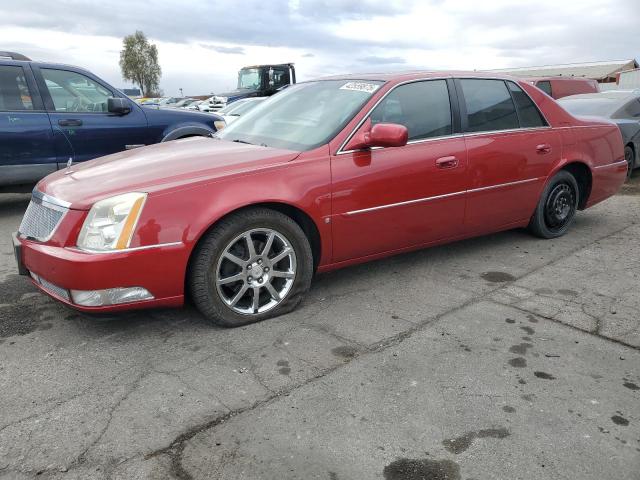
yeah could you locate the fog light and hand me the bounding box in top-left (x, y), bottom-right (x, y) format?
top-left (70, 287), bottom-right (154, 306)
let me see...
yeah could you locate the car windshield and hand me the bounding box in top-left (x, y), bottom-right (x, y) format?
top-left (217, 79), bottom-right (383, 151)
top-left (558, 97), bottom-right (618, 117)
top-left (238, 68), bottom-right (261, 90)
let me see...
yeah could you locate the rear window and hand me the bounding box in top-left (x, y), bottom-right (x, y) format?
top-left (507, 82), bottom-right (547, 128)
top-left (615, 99), bottom-right (640, 119)
top-left (558, 97), bottom-right (618, 117)
top-left (459, 79), bottom-right (519, 133)
top-left (0, 65), bottom-right (33, 111)
top-left (536, 81), bottom-right (552, 96)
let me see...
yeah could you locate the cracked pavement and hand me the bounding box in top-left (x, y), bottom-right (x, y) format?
top-left (0, 179), bottom-right (639, 479)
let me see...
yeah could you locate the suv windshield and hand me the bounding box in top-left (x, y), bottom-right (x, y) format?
top-left (238, 68), bottom-right (261, 90)
top-left (217, 79), bottom-right (383, 151)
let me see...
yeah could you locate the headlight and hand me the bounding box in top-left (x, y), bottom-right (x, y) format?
top-left (77, 192), bottom-right (147, 251)
top-left (214, 120), bottom-right (226, 130)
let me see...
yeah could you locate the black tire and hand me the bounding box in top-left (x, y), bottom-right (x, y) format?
top-left (625, 145), bottom-right (635, 180)
top-left (528, 170), bottom-right (579, 239)
top-left (189, 208), bottom-right (313, 327)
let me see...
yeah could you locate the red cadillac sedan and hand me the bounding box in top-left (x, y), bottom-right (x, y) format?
top-left (13, 72), bottom-right (627, 327)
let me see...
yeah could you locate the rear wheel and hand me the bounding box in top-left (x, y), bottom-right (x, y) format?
top-left (189, 208), bottom-right (313, 327)
top-left (528, 170), bottom-right (579, 239)
top-left (625, 145), bottom-right (635, 179)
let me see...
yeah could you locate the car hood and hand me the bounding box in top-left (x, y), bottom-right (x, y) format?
top-left (38, 137), bottom-right (300, 210)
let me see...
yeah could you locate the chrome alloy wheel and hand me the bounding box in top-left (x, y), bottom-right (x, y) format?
top-left (215, 228), bottom-right (297, 315)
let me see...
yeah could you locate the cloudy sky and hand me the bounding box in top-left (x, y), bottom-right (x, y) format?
top-left (1, 0), bottom-right (638, 96)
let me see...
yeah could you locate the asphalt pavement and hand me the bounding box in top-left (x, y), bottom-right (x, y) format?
top-left (0, 177), bottom-right (638, 479)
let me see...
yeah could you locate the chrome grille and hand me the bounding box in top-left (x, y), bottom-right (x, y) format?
top-left (30, 272), bottom-right (70, 300)
top-left (18, 192), bottom-right (68, 241)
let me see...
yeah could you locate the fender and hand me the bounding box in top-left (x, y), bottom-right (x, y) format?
top-left (162, 125), bottom-right (214, 142)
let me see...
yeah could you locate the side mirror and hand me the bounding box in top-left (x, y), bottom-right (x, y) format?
top-left (345, 122), bottom-right (408, 151)
top-left (108, 97), bottom-right (131, 115)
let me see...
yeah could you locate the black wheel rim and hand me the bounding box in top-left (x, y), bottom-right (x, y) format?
top-left (544, 182), bottom-right (576, 233)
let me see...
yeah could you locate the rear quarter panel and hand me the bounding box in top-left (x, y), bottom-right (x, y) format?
top-left (572, 120), bottom-right (626, 206)
top-left (520, 82), bottom-right (626, 207)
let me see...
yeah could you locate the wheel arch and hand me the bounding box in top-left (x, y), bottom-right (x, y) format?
top-left (185, 201), bottom-right (323, 290)
top-left (559, 161), bottom-right (592, 210)
top-left (162, 126), bottom-right (214, 142)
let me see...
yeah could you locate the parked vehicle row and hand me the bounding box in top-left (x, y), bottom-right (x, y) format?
top-left (205, 63), bottom-right (296, 111)
top-left (217, 97), bottom-right (266, 124)
top-left (0, 52), bottom-right (225, 188)
top-left (13, 72), bottom-right (627, 328)
top-left (558, 89), bottom-right (640, 176)
top-left (524, 76), bottom-right (599, 99)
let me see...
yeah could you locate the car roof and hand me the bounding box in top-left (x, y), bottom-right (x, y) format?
top-left (314, 70), bottom-right (525, 83)
top-left (522, 76), bottom-right (596, 83)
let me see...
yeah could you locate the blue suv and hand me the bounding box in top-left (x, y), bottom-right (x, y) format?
top-left (0, 52), bottom-right (225, 188)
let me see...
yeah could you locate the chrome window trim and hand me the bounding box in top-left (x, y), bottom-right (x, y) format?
top-left (594, 159), bottom-right (627, 170)
top-left (343, 177), bottom-right (543, 216)
top-left (462, 126), bottom-right (553, 138)
top-left (336, 76), bottom-right (554, 156)
top-left (339, 133), bottom-right (465, 155)
top-left (69, 241), bottom-right (184, 254)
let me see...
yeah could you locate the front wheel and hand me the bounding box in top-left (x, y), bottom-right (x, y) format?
top-left (189, 208), bottom-right (313, 327)
top-left (528, 170), bottom-right (579, 239)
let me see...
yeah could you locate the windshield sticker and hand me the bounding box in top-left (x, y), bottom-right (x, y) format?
top-left (339, 81), bottom-right (380, 94)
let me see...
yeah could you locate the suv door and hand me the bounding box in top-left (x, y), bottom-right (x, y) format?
top-left (33, 66), bottom-right (150, 165)
top-left (457, 78), bottom-right (561, 234)
top-left (330, 79), bottom-right (467, 261)
top-left (0, 63), bottom-right (57, 186)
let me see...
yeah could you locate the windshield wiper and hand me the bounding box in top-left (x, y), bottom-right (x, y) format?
top-left (232, 139), bottom-right (253, 145)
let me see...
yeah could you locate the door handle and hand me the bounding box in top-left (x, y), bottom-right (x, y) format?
top-left (536, 144), bottom-right (552, 154)
top-left (58, 119), bottom-right (83, 127)
top-left (435, 156), bottom-right (459, 169)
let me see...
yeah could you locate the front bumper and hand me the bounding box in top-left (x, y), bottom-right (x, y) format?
top-left (14, 234), bottom-right (188, 312)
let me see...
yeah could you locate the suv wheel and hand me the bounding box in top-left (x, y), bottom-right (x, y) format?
top-left (189, 208), bottom-right (313, 327)
top-left (528, 170), bottom-right (579, 239)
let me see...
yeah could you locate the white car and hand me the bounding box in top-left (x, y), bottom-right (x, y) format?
top-left (217, 97), bottom-right (266, 124)
top-left (196, 96), bottom-right (218, 112)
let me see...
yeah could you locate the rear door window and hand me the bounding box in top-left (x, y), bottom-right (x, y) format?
top-left (459, 79), bottom-right (519, 133)
top-left (0, 65), bottom-right (34, 111)
top-left (507, 81), bottom-right (547, 128)
top-left (536, 81), bottom-right (553, 96)
top-left (370, 79), bottom-right (453, 141)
